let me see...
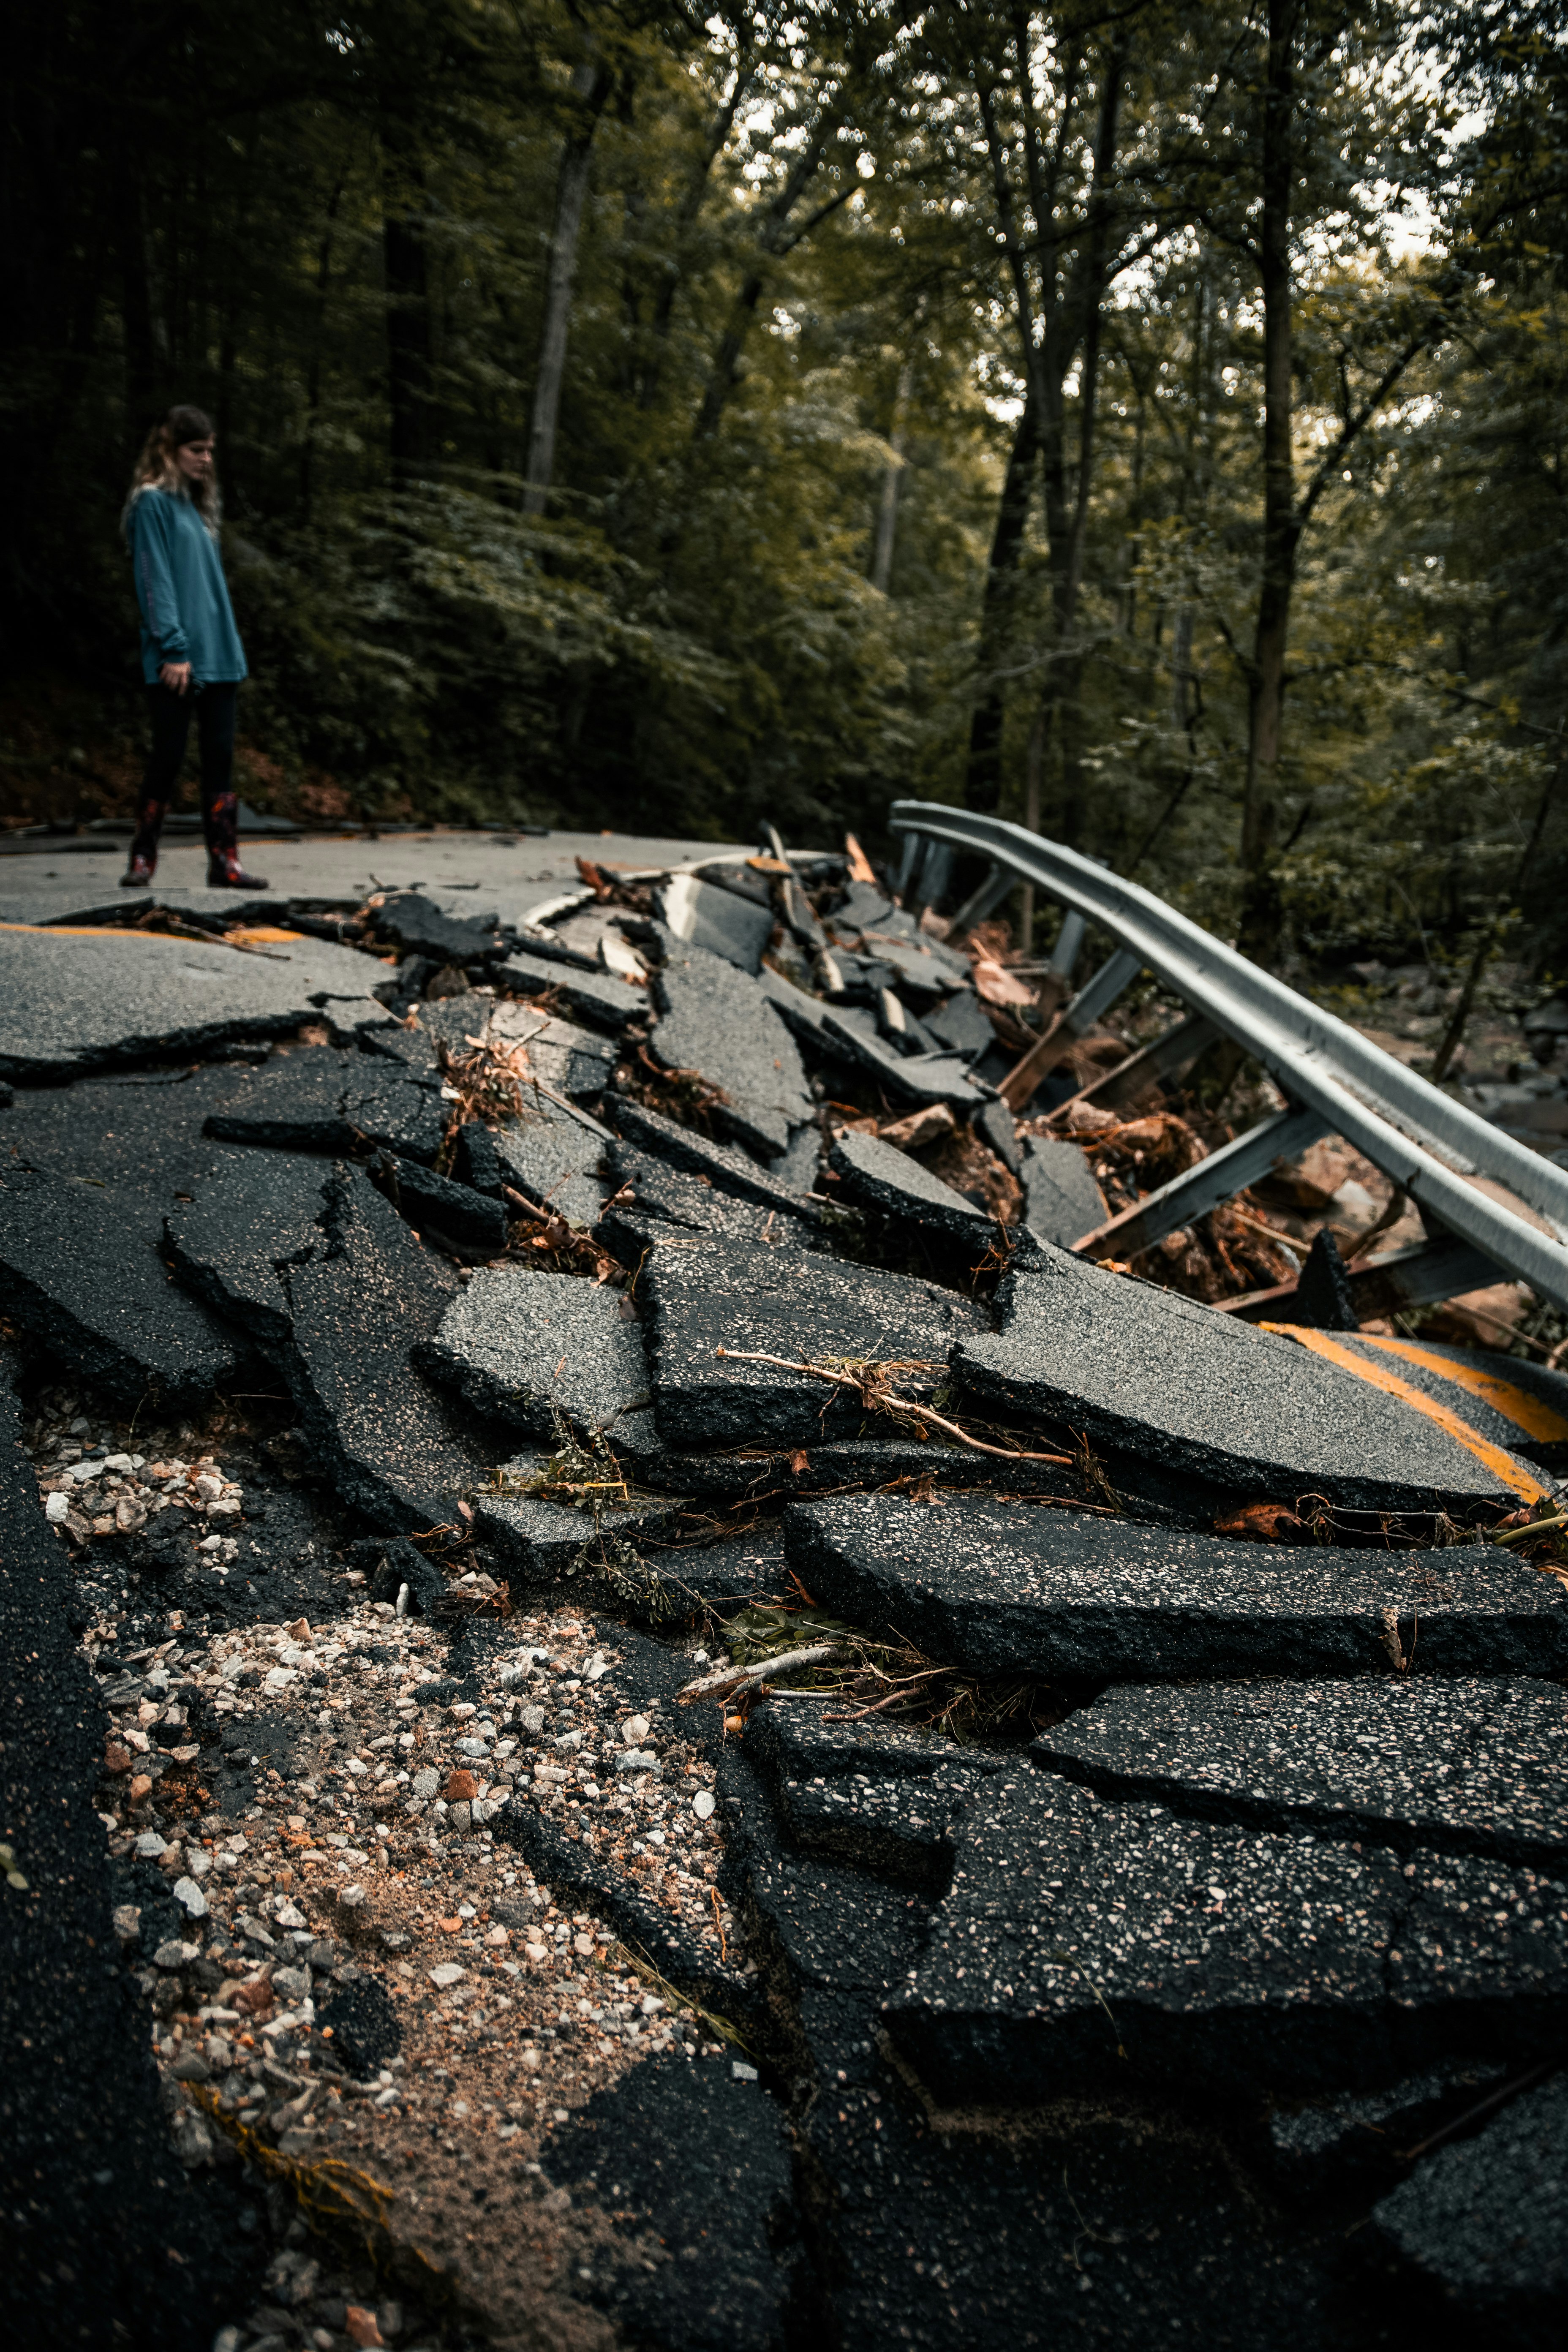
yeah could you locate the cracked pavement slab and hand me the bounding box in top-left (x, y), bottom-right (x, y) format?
top-left (954, 1240), bottom-right (1540, 1516)
top-left (7, 828), bottom-right (1568, 2351)
top-left (1033, 1674), bottom-right (1568, 1865)
top-left (785, 1489), bottom-right (1568, 1680)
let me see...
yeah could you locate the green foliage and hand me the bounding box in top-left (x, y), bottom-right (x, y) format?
top-left (0, 0), bottom-right (1564, 972)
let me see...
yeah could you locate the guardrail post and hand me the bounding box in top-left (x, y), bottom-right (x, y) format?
top-left (947, 863), bottom-right (1015, 937)
top-left (1073, 1104), bottom-right (1330, 1261)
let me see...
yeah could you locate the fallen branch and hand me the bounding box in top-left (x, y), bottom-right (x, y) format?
top-left (712, 1347), bottom-right (1071, 1465)
top-left (677, 1642), bottom-right (847, 1707)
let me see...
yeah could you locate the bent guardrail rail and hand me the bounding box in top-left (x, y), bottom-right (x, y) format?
top-left (889, 801), bottom-right (1568, 1316)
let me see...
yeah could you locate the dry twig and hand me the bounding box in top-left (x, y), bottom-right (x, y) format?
top-left (713, 1347), bottom-right (1070, 1464)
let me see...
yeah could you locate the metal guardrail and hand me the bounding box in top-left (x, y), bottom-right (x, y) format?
top-left (889, 802), bottom-right (1568, 1316)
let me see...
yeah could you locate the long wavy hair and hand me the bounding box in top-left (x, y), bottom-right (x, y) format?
top-left (123, 404), bottom-right (221, 539)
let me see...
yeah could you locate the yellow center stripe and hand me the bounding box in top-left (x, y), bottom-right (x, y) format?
top-left (0, 922), bottom-right (302, 945)
top-left (1259, 1323), bottom-right (1551, 1504)
top-left (1347, 1333), bottom-right (1568, 1446)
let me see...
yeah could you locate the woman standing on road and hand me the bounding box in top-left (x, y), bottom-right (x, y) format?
top-left (120, 404), bottom-right (267, 890)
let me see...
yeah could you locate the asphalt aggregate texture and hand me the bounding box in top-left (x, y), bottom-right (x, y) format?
top-left (954, 1240), bottom-right (1539, 1516)
top-left (3, 829), bottom-right (1565, 2349)
top-left (784, 1490), bottom-right (1568, 1680)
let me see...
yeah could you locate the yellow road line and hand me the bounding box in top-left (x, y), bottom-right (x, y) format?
top-left (1260, 1323), bottom-right (1550, 1504)
top-left (0, 921), bottom-right (302, 945)
top-left (1347, 1333), bottom-right (1568, 1446)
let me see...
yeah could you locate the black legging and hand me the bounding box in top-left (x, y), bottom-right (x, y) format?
top-left (130, 681), bottom-right (240, 867)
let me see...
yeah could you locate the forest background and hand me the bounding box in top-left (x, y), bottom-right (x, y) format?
top-left (2, 0), bottom-right (1565, 981)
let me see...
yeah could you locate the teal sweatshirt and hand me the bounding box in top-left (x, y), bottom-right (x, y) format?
top-left (127, 485), bottom-right (248, 687)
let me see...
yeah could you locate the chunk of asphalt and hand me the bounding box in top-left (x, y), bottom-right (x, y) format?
top-left (791, 1985), bottom-right (1337, 2352)
top-left (746, 1701), bottom-right (1002, 1891)
top-left (1263, 2058), bottom-right (1508, 2195)
top-left (545, 2052), bottom-right (800, 2352)
top-left (885, 1772), bottom-right (1568, 2106)
top-left (649, 939), bottom-right (813, 1160)
top-left (485, 1000), bottom-right (618, 1100)
top-left (276, 1165), bottom-right (497, 1531)
top-left (654, 871), bottom-right (775, 975)
top-left (371, 1152), bottom-right (509, 1252)
top-left (338, 1060), bottom-right (448, 1166)
top-left (414, 1266), bottom-right (650, 1440)
top-left (165, 1153), bottom-right (335, 1343)
top-left (493, 1805), bottom-right (755, 2022)
top-left (1370, 2069), bottom-right (1568, 2333)
top-left (807, 997), bottom-right (987, 1110)
top-left (1307, 1331), bottom-right (1568, 1467)
top-left (0, 924), bottom-right (386, 1081)
top-left (203, 1049), bottom-right (362, 1152)
top-left (632, 1526), bottom-right (792, 1622)
top-left (492, 1097), bottom-right (609, 1227)
top-left (474, 1470), bottom-right (674, 1585)
top-left (831, 881), bottom-right (902, 934)
top-left (455, 1122), bottom-right (507, 1198)
top-left (921, 988), bottom-right (995, 1060)
top-left (598, 1145), bottom-right (815, 1254)
top-left (0, 1163), bottom-right (253, 1411)
top-left (354, 1015), bottom-right (442, 1075)
top-left (773, 1121), bottom-right (822, 1193)
top-left (861, 932), bottom-right (967, 1003)
top-left (953, 1241), bottom-right (1531, 1516)
top-left (492, 948), bottom-right (646, 1031)
top-left (0, 1062), bottom-right (262, 1192)
top-left (826, 1128), bottom-right (993, 1245)
top-left (1034, 1675), bottom-right (1568, 1866)
top-left (1020, 1132), bottom-right (1105, 1246)
top-left (784, 1491), bottom-right (1568, 1680)
top-left (610, 1097), bottom-right (819, 1216)
top-left (972, 1094), bottom-right (1021, 1174)
top-left (370, 889), bottom-right (504, 964)
top-left (732, 1782), bottom-right (940, 2003)
top-left (642, 1239), bottom-right (988, 1449)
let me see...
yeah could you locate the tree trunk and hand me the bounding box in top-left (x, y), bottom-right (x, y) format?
top-left (691, 121), bottom-right (848, 444)
top-left (116, 142), bottom-right (161, 429)
top-left (639, 63), bottom-right (752, 410)
top-left (870, 352), bottom-right (914, 593)
top-left (383, 142), bottom-right (432, 482)
top-left (300, 180), bottom-right (344, 520)
top-left (963, 395), bottom-right (1040, 813)
top-left (1239, 0), bottom-right (1303, 959)
top-left (693, 268), bottom-right (766, 441)
top-left (1012, 44), bottom-right (1123, 847)
top-left (523, 60), bottom-right (612, 518)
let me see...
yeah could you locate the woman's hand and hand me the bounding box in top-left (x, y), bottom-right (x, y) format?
top-left (159, 660), bottom-right (193, 694)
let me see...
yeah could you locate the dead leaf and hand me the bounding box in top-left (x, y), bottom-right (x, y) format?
top-left (1213, 1502), bottom-right (1306, 1543)
top-left (971, 956), bottom-right (1037, 1009)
